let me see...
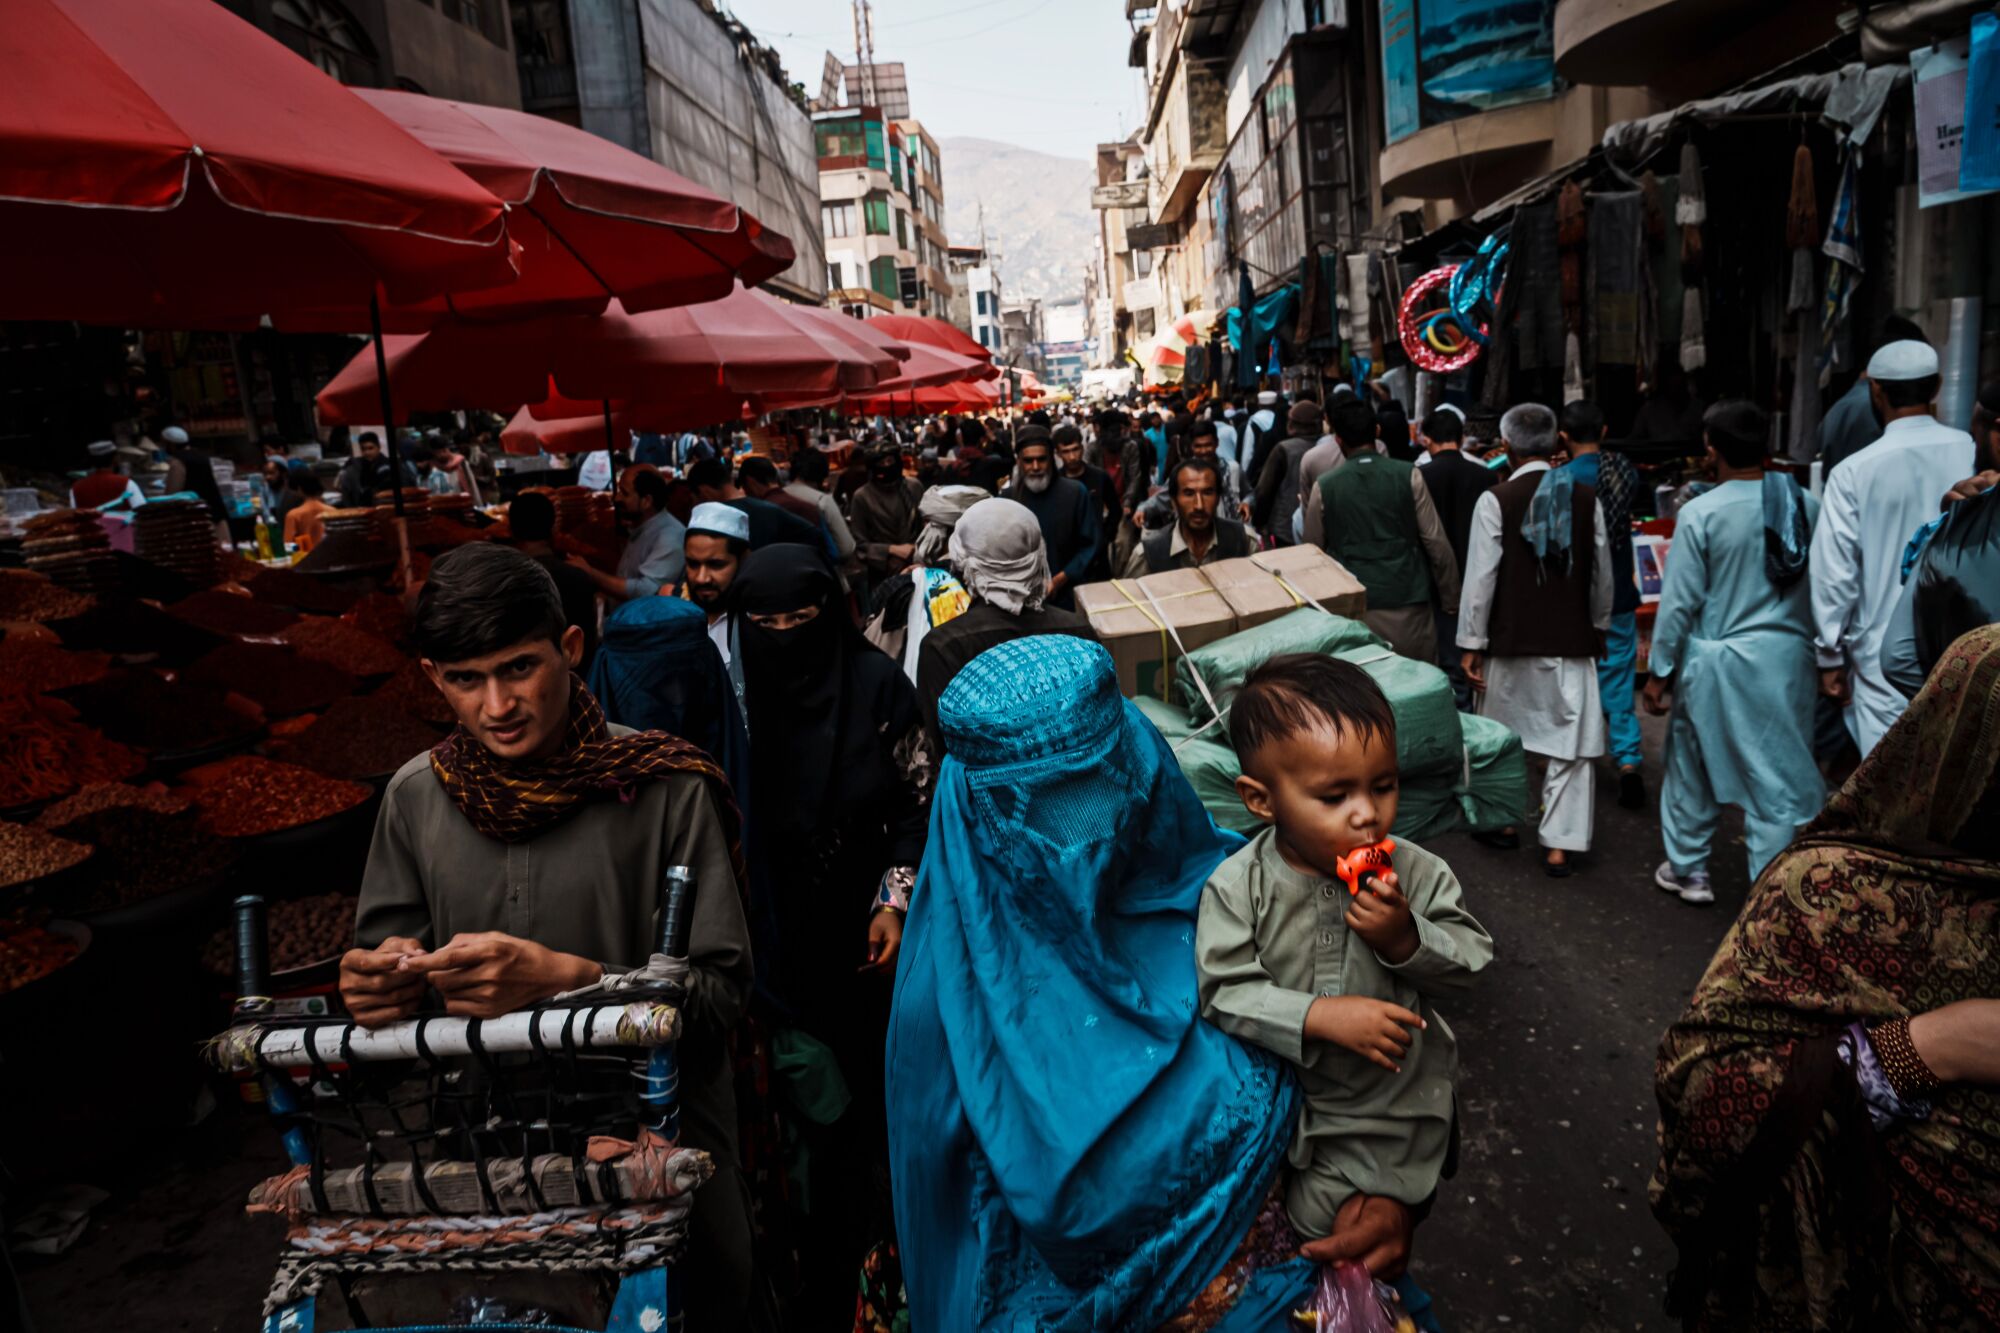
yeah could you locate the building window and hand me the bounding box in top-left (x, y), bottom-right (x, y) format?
top-left (864, 122), bottom-right (887, 170)
top-left (816, 119), bottom-right (867, 159)
top-left (890, 141), bottom-right (904, 192)
top-left (827, 262), bottom-right (845, 290)
top-left (976, 291), bottom-right (989, 316)
top-left (977, 326), bottom-right (992, 348)
top-left (895, 210), bottom-right (908, 249)
top-left (869, 257), bottom-right (899, 300)
top-left (272, 0), bottom-right (375, 82)
top-left (822, 202), bottom-right (856, 238)
top-left (863, 194), bottom-right (892, 236)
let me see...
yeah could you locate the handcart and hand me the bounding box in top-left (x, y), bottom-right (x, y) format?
top-left (209, 867), bottom-right (707, 1333)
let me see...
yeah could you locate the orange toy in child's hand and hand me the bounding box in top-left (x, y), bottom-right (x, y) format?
top-left (1334, 839), bottom-right (1397, 897)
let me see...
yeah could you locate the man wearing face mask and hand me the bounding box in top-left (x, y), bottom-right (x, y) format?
top-left (848, 443), bottom-right (922, 591)
top-left (1004, 425), bottom-right (1101, 610)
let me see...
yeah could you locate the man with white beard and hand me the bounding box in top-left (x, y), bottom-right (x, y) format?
top-left (1003, 424), bottom-right (1101, 610)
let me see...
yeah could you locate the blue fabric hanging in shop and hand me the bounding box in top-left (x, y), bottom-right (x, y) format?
top-left (1226, 277), bottom-right (1302, 373)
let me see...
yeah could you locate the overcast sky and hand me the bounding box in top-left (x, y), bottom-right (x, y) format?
top-left (719, 0), bottom-right (1148, 161)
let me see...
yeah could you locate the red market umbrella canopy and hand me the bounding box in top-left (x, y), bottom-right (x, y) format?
top-left (864, 314), bottom-right (994, 365)
top-left (851, 343), bottom-right (992, 397)
top-left (317, 287), bottom-right (895, 425)
top-left (325, 90), bottom-right (797, 329)
top-left (1, 0), bottom-right (516, 328)
top-left (852, 376), bottom-right (997, 416)
top-left (501, 405), bottom-right (632, 457)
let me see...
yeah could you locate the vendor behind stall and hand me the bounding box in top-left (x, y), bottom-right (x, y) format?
top-left (340, 543), bottom-right (755, 1324)
top-left (70, 440), bottom-right (146, 510)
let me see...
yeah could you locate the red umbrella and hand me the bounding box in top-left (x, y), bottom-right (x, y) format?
top-left (318, 90), bottom-right (796, 328)
top-left (857, 344), bottom-right (993, 396)
top-left (2, 0), bottom-right (514, 328)
top-left (316, 287), bottom-right (894, 424)
top-left (501, 405), bottom-right (631, 457)
top-left (865, 314), bottom-right (995, 364)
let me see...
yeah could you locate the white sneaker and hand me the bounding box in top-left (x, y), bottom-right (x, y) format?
top-left (1654, 862), bottom-right (1714, 905)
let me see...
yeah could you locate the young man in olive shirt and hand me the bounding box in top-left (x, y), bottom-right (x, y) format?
top-left (340, 544), bottom-right (754, 1324)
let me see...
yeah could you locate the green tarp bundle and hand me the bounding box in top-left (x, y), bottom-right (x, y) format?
top-left (1147, 613), bottom-right (1529, 844)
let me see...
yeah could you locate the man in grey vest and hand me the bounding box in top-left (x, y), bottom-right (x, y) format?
top-left (1457, 403), bottom-right (1613, 878)
top-left (1121, 457), bottom-right (1251, 577)
top-left (1312, 397), bottom-right (1460, 661)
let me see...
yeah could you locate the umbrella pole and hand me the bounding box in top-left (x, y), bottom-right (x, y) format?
top-left (602, 399), bottom-right (618, 490)
top-left (368, 294), bottom-right (406, 520)
top-left (369, 292), bottom-right (415, 592)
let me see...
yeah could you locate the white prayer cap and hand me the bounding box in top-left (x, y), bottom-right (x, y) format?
top-left (161, 425), bottom-right (189, 445)
top-left (1256, 390), bottom-right (1278, 406)
top-left (1329, 382), bottom-right (1356, 398)
top-left (86, 440), bottom-right (116, 458)
top-left (1866, 339), bottom-right (1938, 381)
top-left (1438, 403), bottom-right (1467, 421)
top-left (687, 501), bottom-right (749, 544)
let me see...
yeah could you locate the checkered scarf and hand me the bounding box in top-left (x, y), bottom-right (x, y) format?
top-left (430, 677), bottom-right (743, 867)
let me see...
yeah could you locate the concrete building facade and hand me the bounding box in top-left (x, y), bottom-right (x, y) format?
top-left (811, 102), bottom-right (953, 321)
top-left (947, 245), bottom-right (1004, 353)
top-left (507, 0), bottom-right (827, 303)
top-left (226, 0), bottom-right (522, 107)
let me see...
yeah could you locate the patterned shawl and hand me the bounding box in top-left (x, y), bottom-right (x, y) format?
top-left (430, 675), bottom-right (742, 866)
top-left (1651, 626), bottom-right (2000, 1330)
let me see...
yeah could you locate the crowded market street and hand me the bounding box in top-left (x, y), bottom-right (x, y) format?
top-left (5, 0), bottom-right (2000, 1331)
top-left (17, 716), bottom-right (1734, 1333)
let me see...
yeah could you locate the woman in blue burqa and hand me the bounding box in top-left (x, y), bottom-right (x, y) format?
top-left (885, 635), bottom-right (1424, 1330)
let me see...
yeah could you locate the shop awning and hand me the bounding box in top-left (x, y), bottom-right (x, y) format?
top-left (1601, 62), bottom-right (1909, 164)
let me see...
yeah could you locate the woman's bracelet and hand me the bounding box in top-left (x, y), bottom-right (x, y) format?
top-left (1867, 1016), bottom-right (1943, 1101)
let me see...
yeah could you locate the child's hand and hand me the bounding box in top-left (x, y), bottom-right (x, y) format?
top-left (1345, 872), bottom-right (1419, 964)
top-left (1305, 995), bottom-right (1426, 1073)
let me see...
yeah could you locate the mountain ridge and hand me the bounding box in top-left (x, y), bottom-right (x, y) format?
top-left (939, 136), bottom-right (1092, 308)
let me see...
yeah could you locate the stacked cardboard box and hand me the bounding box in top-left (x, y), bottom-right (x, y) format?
top-left (1074, 547), bottom-right (1367, 704)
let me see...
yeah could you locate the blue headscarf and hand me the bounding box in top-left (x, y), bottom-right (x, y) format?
top-left (1520, 460), bottom-right (1576, 569)
top-left (1762, 470), bottom-right (1811, 588)
top-left (585, 597), bottom-right (748, 801)
top-left (887, 636), bottom-right (1299, 1330)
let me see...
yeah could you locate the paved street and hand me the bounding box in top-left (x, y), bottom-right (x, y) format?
top-left (14, 718), bottom-right (1744, 1333)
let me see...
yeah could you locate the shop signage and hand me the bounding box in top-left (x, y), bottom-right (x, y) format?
top-left (1124, 222), bottom-right (1178, 250)
top-left (1091, 180), bottom-right (1149, 209)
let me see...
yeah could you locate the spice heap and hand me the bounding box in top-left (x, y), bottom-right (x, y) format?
top-left (342, 592), bottom-right (410, 646)
top-left (176, 755), bottom-right (371, 837)
top-left (184, 641), bottom-right (355, 716)
top-left (168, 589), bottom-right (300, 639)
top-left (296, 512), bottom-right (394, 576)
top-left (36, 783), bottom-right (236, 914)
top-left (280, 616), bottom-right (405, 677)
top-left (65, 668), bottom-right (262, 755)
top-left (0, 569), bottom-right (94, 623)
top-left (22, 511), bottom-right (119, 597)
top-left (0, 694), bottom-right (146, 808)
top-left (274, 692), bottom-right (443, 781)
top-left (246, 567), bottom-right (361, 616)
top-left (134, 500), bottom-right (222, 587)
top-left (0, 821), bottom-right (91, 891)
top-left (0, 921), bottom-right (81, 994)
top-left (0, 636), bottom-right (112, 695)
top-left (48, 599), bottom-right (223, 664)
top-left (372, 659), bottom-right (457, 726)
top-left (202, 890), bottom-right (357, 976)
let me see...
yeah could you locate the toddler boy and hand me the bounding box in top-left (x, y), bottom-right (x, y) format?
top-left (1196, 653), bottom-right (1492, 1238)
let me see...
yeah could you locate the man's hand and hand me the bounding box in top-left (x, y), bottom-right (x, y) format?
top-left (1642, 676), bottom-right (1672, 716)
top-left (339, 936), bottom-right (428, 1029)
top-left (1344, 872), bottom-right (1418, 964)
top-left (1908, 999), bottom-right (2000, 1085)
top-left (1300, 1194), bottom-right (1414, 1277)
top-left (1304, 995), bottom-right (1426, 1073)
top-left (861, 910), bottom-right (903, 974)
top-left (1046, 572), bottom-right (1070, 600)
top-left (1460, 650), bottom-right (1487, 692)
top-left (399, 931), bottom-right (602, 1018)
top-left (564, 552), bottom-right (596, 574)
top-left (1820, 666), bottom-right (1850, 702)
top-left (1943, 470), bottom-right (1999, 508)
top-left (886, 543), bottom-right (915, 562)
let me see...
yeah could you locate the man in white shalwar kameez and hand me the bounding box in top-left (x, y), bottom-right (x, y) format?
top-left (1458, 403), bottom-right (1613, 877)
top-left (1810, 340), bottom-right (1977, 756)
top-left (1642, 401), bottom-right (1825, 905)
